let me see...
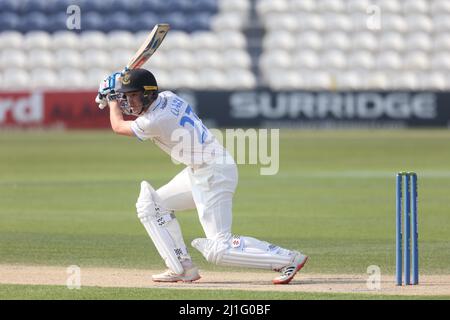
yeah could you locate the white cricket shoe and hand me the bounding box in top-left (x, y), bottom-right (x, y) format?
top-left (152, 261), bottom-right (201, 283)
top-left (272, 252), bottom-right (308, 285)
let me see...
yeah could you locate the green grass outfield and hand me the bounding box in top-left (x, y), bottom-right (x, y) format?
top-left (0, 284), bottom-right (448, 300)
top-left (1, 129), bottom-right (450, 299)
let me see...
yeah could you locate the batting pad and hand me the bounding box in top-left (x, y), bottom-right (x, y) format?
top-left (192, 235), bottom-right (294, 270)
top-left (136, 181), bottom-right (188, 275)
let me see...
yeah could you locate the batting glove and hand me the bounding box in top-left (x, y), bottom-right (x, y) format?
top-left (96, 72), bottom-right (122, 109)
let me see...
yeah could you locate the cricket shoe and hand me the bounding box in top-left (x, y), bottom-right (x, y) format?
top-left (272, 252), bottom-right (308, 285)
top-left (152, 261), bottom-right (201, 283)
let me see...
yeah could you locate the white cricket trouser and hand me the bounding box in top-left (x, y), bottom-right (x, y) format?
top-left (156, 158), bottom-right (296, 271)
top-left (157, 160), bottom-right (237, 240)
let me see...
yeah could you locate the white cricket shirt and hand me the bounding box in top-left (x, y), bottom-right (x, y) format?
top-left (130, 91), bottom-right (229, 168)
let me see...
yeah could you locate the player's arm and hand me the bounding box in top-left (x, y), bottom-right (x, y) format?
top-left (108, 100), bottom-right (135, 137)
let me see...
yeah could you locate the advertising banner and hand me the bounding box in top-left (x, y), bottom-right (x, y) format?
top-left (1, 90), bottom-right (450, 129)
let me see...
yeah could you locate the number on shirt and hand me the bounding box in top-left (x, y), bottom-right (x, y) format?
top-left (179, 105), bottom-right (207, 144)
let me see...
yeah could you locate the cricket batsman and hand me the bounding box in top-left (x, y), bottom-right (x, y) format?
top-left (96, 69), bottom-right (308, 284)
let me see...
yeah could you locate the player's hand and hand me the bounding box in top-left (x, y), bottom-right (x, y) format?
top-left (96, 72), bottom-right (122, 109)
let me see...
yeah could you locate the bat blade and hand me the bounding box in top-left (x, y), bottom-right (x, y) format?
top-left (127, 23), bottom-right (170, 70)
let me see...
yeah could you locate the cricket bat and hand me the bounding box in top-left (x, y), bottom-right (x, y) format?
top-left (97, 24), bottom-right (170, 108)
top-left (126, 23), bottom-right (170, 70)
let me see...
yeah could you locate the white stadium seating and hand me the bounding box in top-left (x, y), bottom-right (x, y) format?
top-left (1, 0), bottom-right (450, 91)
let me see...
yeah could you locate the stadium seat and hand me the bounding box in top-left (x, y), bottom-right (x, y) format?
top-left (431, 53), bottom-right (450, 70)
top-left (89, 0), bottom-right (115, 14)
top-left (171, 69), bottom-right (199, 89)
top-left (29, 68), bottom-right (58, 89)
top-left (295, 31), bottom-right (323, 51)
top-left (379, 32), bottom-right (405, 51)
top-left (86, 68), bottom-right (111, 88)
top-left (187, 13), bottom-right (214, 32)
top-left (222, 49), bottom-right (252, 69)
top-left (142, 53), bottom-right (168, 69)
top-left (434, 14), bottom-right (450, 32)
top-left (336, 71), bottom-right (365, 90)
top-left (305, 70), bottom-right (332, 89)
top-left (320, 50), bottom-right (347, 69)
top-left (163, 31), bottom-right (191, 51)
top-left (110, 0), bottom-right (142, 13)
top-left (166, 50), bottom-right (195, 69)
top-left (259, 50), bottom-right (291, 72)
top-left (82, 49), bottom-right (111, 69)
top-left (348, 51), bottom-right (375, 69)
top-left (211, 13), bottom-right (247, 31)
top-left (0, 0), bottom-right (21, 12)
top-left (264, 70), bottom-right (302, 90)
top-left (54, 49), bottom-right (83, 69)
top-left (153, 69), bottom-right (171, 89)
top-left (198, 68), bottom-right (227, 89)
top-left (133, 12), bottom-right (159, 33)
top-left (388, 72), bottom-right (419, 89)
top-left (27, 49), bottom-right (55, 69)
top-left (346, 0), bottom-right (372, 12)
top-left (376, 51), bottom-right (402, 70)
top-left (56, 68), bottom-right (85, 88)
top-left (403, 0), bottom-right (429, 14)
top-left (20, 0), bottom-right (53, 14)
top-left (83, 12), bottom-right (104, 31)
top-left (1, 49), bottom-right (27, 69)
top-left (191, 31), bottom-right (221, 51)
top-left (2, 68), bottom-right (30, 89)
top-left (107, 13), bottom-right (133, 32)
top-left (263, 13), bottom-right (298, 32)
top-left (382, 14), bottom-right (407, 32)
top-left (403, 51), bottom-right (430, 70)
top-left (263, 31), bottom-right (296, 51)
top-left (378, 0), bottom-right (402, 13)
top-left (226, 68), bottom-right (256, 89)
top-left (50, 0), bottom-right (87, 14)
top-left (24, 31), bottom-right (52, 50)
top-left (51, 31), bottom-right (79, 50)
top-left (322, 31), bottom-right (350, 51)
top-left (219, 0), bottom-right (250, 13)
top-left (256, 0), bottom-right (289, 16)
top-left (419, 72), bottom-right (447, 90)
top-left (0, 12), bottom-right (21, 31)
top-left (163, 12), bottom-right (189, 31)
top-left (217, 30), bottom-right (247, 49)
top-left (190, 0), bottom-right (219, 14)
top-left (110, 49), bottom-right (135, 70)
top-left (317, 0), bottom-right (346, 12)
top-left (351, 32), bottom-right (378, 51)
top-left (80, 31), bottom-right (108, 51)
top-left (405, 32), bottom-right (432, 51)
top-left (405, 14), bottom-right (433, 32)
top-left (47, 13), bottom-right (70, 33)
top-left (292, 50), bottom-right (320, 69)
top-left (296, 13), bottom-right (325, 31)
top-left (433, 33), bottom-right (450, 50)
top-left (288, 0), bottom-right (316, 12)
top-left (365, 72), bottom-right (389, 90)
top-left (194, 50), bottom-right (222, 69)
top-left (350, 12), bottom-right (370, 31)
top-left (0, 31), bottom-right (23, 50)
top-left (107, 31), bottom-right (135, 50)
top-left (20, 12), bottom-right (48, 32)
top-left (431, 0), bottom-right (450, 14)
top-left (323, 13), bottom-right (352, 31)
